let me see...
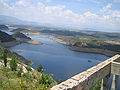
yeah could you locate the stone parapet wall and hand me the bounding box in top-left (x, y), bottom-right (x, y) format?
top-left (51, 54), bottom-right (120, 90)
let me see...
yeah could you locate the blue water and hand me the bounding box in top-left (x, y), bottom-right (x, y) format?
top-left (9, 34), bottom-right (109, 81)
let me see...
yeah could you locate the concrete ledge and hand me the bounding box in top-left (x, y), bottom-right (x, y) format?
top-left (51, 55), bottom-right (120, 90)
top-left (111, 62), bottom-right (120, 75)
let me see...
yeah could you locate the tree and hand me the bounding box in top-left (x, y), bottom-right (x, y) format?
top-left (10, 55), bottom-right (17, 71)
top-left (3, 48), bottom-right (8, 67)
top-left (37, 64), bottom-right (44, 73)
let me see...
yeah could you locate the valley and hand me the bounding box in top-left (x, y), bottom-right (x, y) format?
top-left (0, 24), bottom-right (120, 89)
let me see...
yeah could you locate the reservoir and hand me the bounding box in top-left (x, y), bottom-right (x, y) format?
top-left (9, 34), bottom-right (109, 81)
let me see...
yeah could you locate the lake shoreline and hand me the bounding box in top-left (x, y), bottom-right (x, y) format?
top-left (52, 36), bottom-right (119, 57)
top-left (0, 46), bottom-right (30, 64)
top-left (69, 46), bottom-right (118, 57)
top-left (0, 41), bottom-right (21, 48)
top-left (0, 39), bottom-right (43, 48)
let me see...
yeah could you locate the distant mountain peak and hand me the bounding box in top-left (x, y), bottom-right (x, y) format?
top-left (0, 15), bottom-right (23, 25)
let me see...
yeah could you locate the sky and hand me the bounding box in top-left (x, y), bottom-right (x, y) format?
top-left (0, 0), bottom-right (120, 31)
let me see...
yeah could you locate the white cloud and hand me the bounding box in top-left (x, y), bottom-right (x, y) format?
top-left (0, 0), bottom-right (120, 30)
top-left (77, 0), bottom-right (106, 4)
top-left (0, 0), bottom-right (10, 8)
top-left (114, 0), bottom-right (120, 3)
top-left (100, 3), bottom-right (120, 18)
top-left (16, 1), bottom-right (25, 5)
top-left (100, 3), bottom-right (112, 12)
top-left (44, 0), bottom-right (52, 3)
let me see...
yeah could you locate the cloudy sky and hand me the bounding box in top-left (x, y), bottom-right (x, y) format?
top-left (0, 0), bottom-right (120, 31)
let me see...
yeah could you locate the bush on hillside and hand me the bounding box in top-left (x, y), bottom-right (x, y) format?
top-left (37, 64), bottom-right (44, 73)
top-left (25, 65), bottom-right (32, 71)
top-left (39, 74), bottom-right (54, 87)
top-left (3, 48), bottom-right (8, 67)
top-left (10, 55), bottom-right (17, 71)
top-left (0, 55), bottom-right (3, 60)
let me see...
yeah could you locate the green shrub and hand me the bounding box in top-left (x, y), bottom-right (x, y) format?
top-left (10, 55), bottom-right (17, 71)
top-left (25, 65), bottom-right (32, 71)
top-left (90, 82), bottom-right (101, 90)
top-left (28, 61), bottom-right (34, 66)
top-left (0, 64), bottom-right (55, 90)
top-left (39, 74), bottom-right (54, 87)
top-left (23, 73), bottom-right (31, 77)
top-left (37, 64), bottom-right (44, 73)
top-left (3, 49), bottom-right (8, 67)
top-left (17, 68), bottom-right (22, 77)
top-left (0, 55), bottom-right (3, 60)
top-left (22, 73), bottom-right (34, 81)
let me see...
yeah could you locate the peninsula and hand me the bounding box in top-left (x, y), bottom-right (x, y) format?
top-left (53, 36), bottom-right (120, 57)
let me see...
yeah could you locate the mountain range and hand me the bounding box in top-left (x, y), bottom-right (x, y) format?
top-left (0, 15), bottom-right (119, 33)
top-left (0, 15), bottom-right (92, 31)
top-left (0, 15), bottom-right (60, 28)
top-left (0, 15), bottom-right (43, 26)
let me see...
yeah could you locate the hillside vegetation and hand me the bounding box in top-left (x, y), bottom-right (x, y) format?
top-left (40, 30), bottom-right (120, 41)
top-left (12, 32), bottom-right (31, 40)
top-left (70, 36), bottom-right (120, 52)
top-left (0, 25), bottom-right (9, 30)
top-left (0, 46), bottom-right (30, 64)
top-left (55, 36), bottom-right (120, 55)
top-left (0, 48), bottom-right (56, 90)
top-left (12, 28), bottom-right (29, 32)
